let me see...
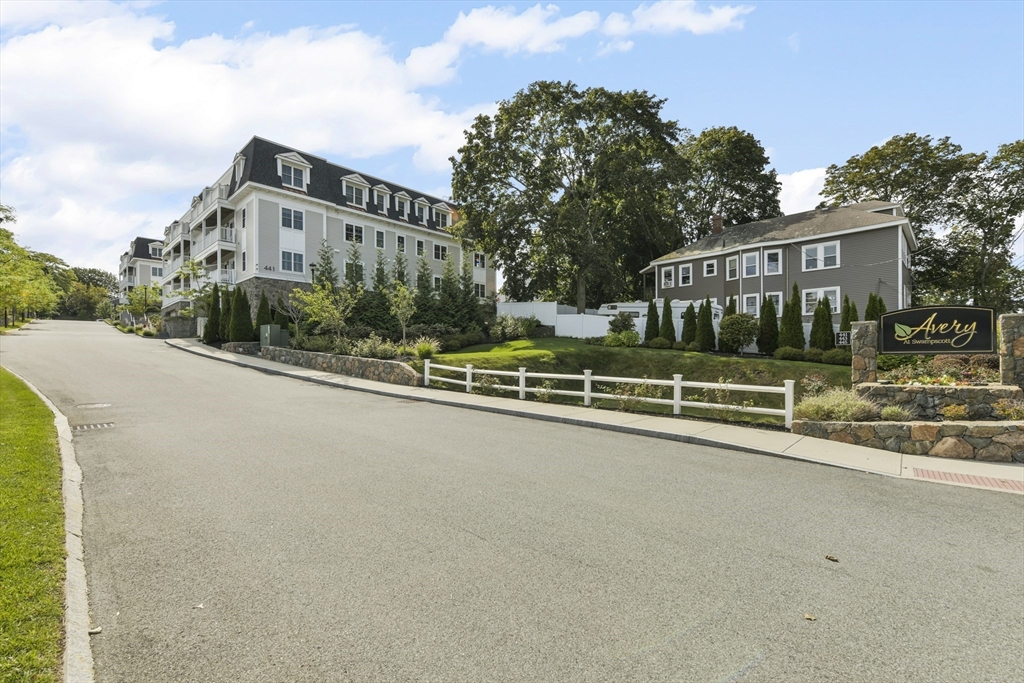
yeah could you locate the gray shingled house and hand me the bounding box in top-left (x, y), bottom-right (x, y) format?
top-left (642, 201), bottom-right (916, 329)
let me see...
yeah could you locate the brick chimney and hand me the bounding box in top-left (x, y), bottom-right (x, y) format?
top-left (712, 214), bottom-right (724, 235)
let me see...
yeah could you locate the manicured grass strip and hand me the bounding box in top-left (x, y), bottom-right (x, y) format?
top-left (0, 367), bottom-right (65, 683)
top-left (0, 321), bottom-right (28, 334)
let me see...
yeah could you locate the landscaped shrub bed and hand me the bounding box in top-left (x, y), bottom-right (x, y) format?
top-left (877, 353), bottom-right (1000, 386)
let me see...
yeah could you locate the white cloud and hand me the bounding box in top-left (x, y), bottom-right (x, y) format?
top-left (603, 1), bottom-right (754, 38)
top-left (778, 167), bottom-right (826, 215)
top-left (787, 32), bottom-right (799, 52)
top-left (597, 39), bottom-right (635, 56)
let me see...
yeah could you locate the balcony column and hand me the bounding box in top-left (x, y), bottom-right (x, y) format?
top-left (217, 248), bottom-right (222, 280)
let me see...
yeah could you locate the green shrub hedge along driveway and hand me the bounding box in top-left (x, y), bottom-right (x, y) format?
top-left (0, 368), bottom-right (65, 682)
top-left (417, 338), bottom-right (851, 426)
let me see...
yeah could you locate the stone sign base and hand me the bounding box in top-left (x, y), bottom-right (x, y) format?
top-left (792, 420), bottom-right (1022, 462)
top-left (855, 383), bottom-right (1023, 421)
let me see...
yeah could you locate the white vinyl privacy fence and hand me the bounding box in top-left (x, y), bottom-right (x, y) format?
top-left (424, 360), bottom-right (795, 427)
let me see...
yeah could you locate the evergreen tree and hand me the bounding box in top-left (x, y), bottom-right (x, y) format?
top-left (696, 296), bottom-right (716, 352)
top-left (371, 249), bottom-right (389, 292)
top-left (718, 296), bottom-right (738, 352)
top-left (849, 300), bottom-right (859, 324)
top-left (203, 283), bottom-right (221, 344)
top-left (411, 256), bottom-right (438, 325)
top-left (659, 297), bottom-right (675, 341)
top-left (437, 255), bottom-right (462, 329)
top-left (219, 287), bottom-right (232, 341)
top-left (756, 295), bottom-right (779, 355)
top-left (392, 250), bottom-right (409, 288)
top-left (314, 239), bottom-right (339, 291)
top-left (840, 295), bottom-right (852, 333)
top-left (681, 302), bottom-right (698, 344)
top-left (876, 295), bottom-right (887, 317)
top-left (724, 296), bottom-right (737, 317)
top-left (254, 290), bottom-right (272, 338)
top-left (344, 241), bottom-right (364, 292)
top-left (779, 282), bottom-right (805, 349)
top-left (644, 299), bottom-right (660, 342)
top-left (458, 250), bottom-right (482, 331)
top-left (228, 287), bottom-right (253, 342)
top-left (809, 297), bottom-right (836, 351)
top-left (864, 293), bottom-right (877, 322)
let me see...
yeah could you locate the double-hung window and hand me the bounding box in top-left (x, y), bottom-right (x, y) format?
top-left (743, 252), bottom-right (758, 277)
top-left (281, 164), bottom-right (304, 189)
top-left (151, 266), bottom-right (162, 277)
top-left (433, 276), bottom-right (442, 291)
top-left (150, 246), bottom-right (162, 258)
top-left (662, 267), bottom-right (674, 289)
top-left (416, 239), bottom-right (424, 256)
top-left (703, 260), bottom-right (716, 277)
top-left (397, 200), bottom-right (407, 219)
top-left (345, 224), bottom-right (363, 244)
top-left (281, 207), bottom-right (303, 230)
top-left (242, 252), bottom-right (246, 271)
top-left (765, 292), bottom-right (783, 316)
top-left (437, 212), bottom-right (448, 228)
top-left (434, 244), bottom-right (448, 260)
top-left (416, 204), bottom-right (425, 222)
top-left (375, 193), bottom-right (386, 213)
top-left (726, 256), bottom-right (739, 280)
top-left (376, 230), bottom-right (385, 249)
top-left (473, 283), bottom-right (486, 298)
top-left (281, 251), bottom-right (304, 273)
top-left (397, 236), bottom-right (406, 253)
top-left (345, 261), bottom-right (363, 282)
top-left (803, 241), bottom-right (839, 271)
top-left (474, 253), bottom-right (486, 268)
top-left (345, 183), bottom-right (365, 208)
top-left (803, 287), bottom-right (840, 315)
top-left (743, 294), bottom-right (759, 316)
top-left (241, 208), bottom-right (246, 229)
top-left (679, 263), bottom-right (692, 286)
top-left (764, 249), bottom-right (781, 275)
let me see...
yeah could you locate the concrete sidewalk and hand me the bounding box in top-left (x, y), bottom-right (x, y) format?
top-left (166, 338), bottom-right (1023, 495)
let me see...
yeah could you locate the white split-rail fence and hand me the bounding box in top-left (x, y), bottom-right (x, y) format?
top-left (423, 360), bottom-right (795, 427)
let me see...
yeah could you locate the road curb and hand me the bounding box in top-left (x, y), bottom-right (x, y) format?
top-left (4, 368), bottom-right (95, 683)
top-left (165, 340), bottom-right (900, 478)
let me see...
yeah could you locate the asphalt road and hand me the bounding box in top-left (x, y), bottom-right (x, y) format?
top-left (2, 320), bottom-right (1023, 683)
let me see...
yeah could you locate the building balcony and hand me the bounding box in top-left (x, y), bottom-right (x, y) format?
top-left (193, 227), bottom-right (236, 259)
top-left (201, 269), bottom-right (235, 286)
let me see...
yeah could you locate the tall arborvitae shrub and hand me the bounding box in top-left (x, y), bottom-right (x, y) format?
top-left (437, 255), bottom-right (463, 330)
top-left (644, 299), bottom-right (660, 342)
top-left (864, 293), bottom-right (878, 322)
top-left (681, 302), bottom-right (698, 344)
top-left (779, 282), bottom-right (805, 349)
top-left (254, 290), bottom-right (272, 339)
top-left (809, 297), bottom-right (836, 351)
top-left (840, 295), bottom-right (852, 333)
top-left (756, 295), bottom-right (779, 356)
top-left (849, 300), bottom-right (859, 325)
top-left (876, 295), bottom-right (887, 317)
top-left (458, 250), bottom-right (483, 331)
top-left (696, 296), bottom-right (716, 352)
top-left (659, 297), bottom-right (675, 341)
top-left (718, 297), bottom-right (738, 352)
top-left (229, 287), bottom-right (253, 342)
top-left (411, 256), bottom-right (438, 325)
top-left (204, 283), bottom-right (221, 344)
top-left (724, 296), bottom-right (737, 317)
top-left (219, 287), bottom-right (232, 341)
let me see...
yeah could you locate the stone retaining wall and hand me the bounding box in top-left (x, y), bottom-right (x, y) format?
top-left (856, 383), bottom-right (1023, 420)
top-left (222, 341), bottom-right (261, 356)
top-left (260, 347), bottom-right (422, 387)
top-left (163, 316), bottom-right (197, 338)
top-left (792, 420), bottom-right (1023, 462)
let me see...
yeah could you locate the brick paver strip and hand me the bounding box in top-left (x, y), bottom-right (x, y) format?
top-left (913, 468), bottom-right (1024, 492)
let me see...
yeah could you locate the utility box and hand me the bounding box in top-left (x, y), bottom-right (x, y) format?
top-left (260, 324), bottom-right (290, 348)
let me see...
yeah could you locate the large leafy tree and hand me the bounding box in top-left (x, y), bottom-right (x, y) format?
top-left (451, 80), bottom-right (685, 311)
top-left (676, 126), bottom-right (782, 243)
top-left (71, 267), bottom-right (117, 295)
top-left (0, 222), bottom-right (60, 324)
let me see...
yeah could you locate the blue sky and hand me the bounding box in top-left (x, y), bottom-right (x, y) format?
top-left (1, 0), bottom-right (1021, 270)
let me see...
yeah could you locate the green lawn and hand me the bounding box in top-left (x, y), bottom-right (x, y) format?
top-left (0, 368), bottom-right (65, 683)
top-left (413, 338), bottom-right (851, 426)
top-left (0, 321), bottom-right (28, 334)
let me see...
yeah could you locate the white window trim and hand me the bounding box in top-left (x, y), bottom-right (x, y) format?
top-left (742, 252), bottom-right (759, 278)
top-left (373, 185), bottom-right (391, 215)
top-left (397, 235), bottom-right (406, 253)
top-left (743, 293), bottom-right (760, 317)
top-left (281, 250), bottom-right (305, 273)
top-left (275, 153), bottom-right (311, 192)
top-left (803, 286), bottom-right (841, 315)
top-left (801, 240), bottom-right (841, 272)
top-left (474, 253), bottom-right (486, 269)
top-left (678, 263), bottom-right (693, 286)
top-left (343, 179), bottom-right (368, 209)
top-left (725, 256), bottom-right (739, 281)
top-left (416, 239), bottom-right (425, 256)
top-left (703, 259), bottom-right (717, 277)
top-left (433, 244), bottom-right (448, 261)
top-left (375, 230), bottom-right (385, 249)
top-left (414, 200), bottom-right (430, 223)
top-left (763, 249), bottom-right (782, 276)
top-left (661, 267), bottom-right (674, 289)
top-left (345, 223), bottom-right (364, 244)
top-left (280, 205), bottom-right (304, 231)
top-left (765, 291), bottom-right (784, 317)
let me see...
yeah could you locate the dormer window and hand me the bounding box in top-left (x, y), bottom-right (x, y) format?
top-left (414, 200), bottom-right (429, 223)
top-left (373, 185), bottom-right (390, 214)
top-left (345, 184), bottom-right (364, 207)
top-left (394, 192), bottom-right (412, 220)
top-left (275, 152), bottom-right (311, 191)
top-left (342, 174), bottom-right (369, 209)
top-left (433, 204), bottom-right (450, 229)
top-left (150, 245), bottom-right (163, 258)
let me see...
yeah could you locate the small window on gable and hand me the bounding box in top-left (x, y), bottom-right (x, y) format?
top-left (662, 267), bottom-right (674, 289)
top-left (376, 230), bottom-right (385, 249)
top-left (397, 236), bottom-right (406, 253)
top-left (703, 260), bottom-right (716, 277)
top-left (679, 263), bottom-right (692, 286)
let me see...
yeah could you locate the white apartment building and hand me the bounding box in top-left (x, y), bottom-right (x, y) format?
top-left (117, 236), bottom-right (164, 304)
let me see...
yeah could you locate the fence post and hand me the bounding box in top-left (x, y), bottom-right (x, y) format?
top-left (519, 367), bottom-right (527, 400)
top-left (673, 374), bottom-right (682, 415)
top-left (466, 364), bottom-right (473, 393)
top-left (784, 379), bottom-right (795, 428)
top-left (423, 359), bottom-right (431, 386)
top-left (584, 369), bottom-right (592, 407)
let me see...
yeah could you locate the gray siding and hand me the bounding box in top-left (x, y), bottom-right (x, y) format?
top-left (257, 198), bottom-right (279, 274)
top-left (305, 210), bottom-right (323, 267)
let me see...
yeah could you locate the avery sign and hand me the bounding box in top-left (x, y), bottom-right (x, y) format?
top-left (879, 307), bottom-right (995, 355)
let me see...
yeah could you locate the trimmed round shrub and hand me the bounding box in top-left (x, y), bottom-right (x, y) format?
top-left (794, 389), bottom-right (880, 422)
top-left (880, 405), bottom-right (913, 421)
top-left (774, 346), bottom-right (804, 361)
top-left (648, 337), bottom-right (671, 349)
top-left (672, 340), bottom-right (688, 351)
top-left (686, 341), bottom-right (700, 352)
top-left (142, 328), bottom-right (156, 337)
top-left (608, 311), bottom-right (636, 335)
top-left (822, 348), bottom-right (852, 366)
top-left (968, 354), bottom-right (999, 370)
top-left (931, 354), bottom-right (969, 374)
top-left (803, 348), bottom-right (824, 363)
top-left (605, 330), bottom-right (641, 347)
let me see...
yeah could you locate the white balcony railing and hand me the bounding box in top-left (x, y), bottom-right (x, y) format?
top-left (194, 227), bottom-right (236, 254)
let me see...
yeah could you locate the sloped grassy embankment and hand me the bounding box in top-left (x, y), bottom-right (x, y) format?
top-left (412, 338), bottom-right (851, 426)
